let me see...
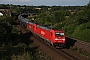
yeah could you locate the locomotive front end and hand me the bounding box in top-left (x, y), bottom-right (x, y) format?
top-left (54, 30), bottom-right (66, 47)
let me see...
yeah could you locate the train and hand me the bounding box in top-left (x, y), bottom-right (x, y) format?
top-left (18, 14), bottom-right (66, 47)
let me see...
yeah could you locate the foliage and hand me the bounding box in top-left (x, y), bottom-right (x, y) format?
top-left (0, 16), bottom-right (51, 60)
top-left (85, 2), bottom-right (90, 21)
top-left (27, 3), bottom-right (90, 42)
top-left (34, 11), bottom-right (54, 26)
top-left (72, 22), bottom-right (90, 42)
top-left (1, 3), bottom-right (90, 59)
top-left (63, 25), bottom-right (76, 36)
top-left (53, 22), bottom-right (64, 29)
top-left (74, 10), bottom-right (88, 24)
top-left (54, 10), bottom-right (65, 23)
top-left (0, 16), bottom-right (34, 60)
top-left (34, 10), bottom-right (68, 28)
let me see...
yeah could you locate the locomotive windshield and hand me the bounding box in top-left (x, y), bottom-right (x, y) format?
top-left (55, 32), bottom-right (64, 36)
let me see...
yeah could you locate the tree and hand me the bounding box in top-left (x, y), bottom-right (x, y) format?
top-left (54, 10), bottom-right (65, 23)
top-left (85, 2), bottom-right (90, 21)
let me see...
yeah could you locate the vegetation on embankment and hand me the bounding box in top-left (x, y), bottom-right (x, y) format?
top-left (1, 3), bottom-right (90, 42)
top-left (0, 16), bottom-right (51, 60)
top-left (29, 2), bottom-right (90, 42)
top-left (0, 2), bottom-right (90, 59)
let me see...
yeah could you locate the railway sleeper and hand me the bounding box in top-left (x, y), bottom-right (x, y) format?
top-left (53, 43), bottom-right (66, 48)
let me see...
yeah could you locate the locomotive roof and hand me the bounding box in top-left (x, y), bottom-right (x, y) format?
top-left (39, 25), bottom-right (51, 30)
top-left (28, 21), bottom-right (34, 24)
top-left (22, 18), bottom-right (30, 22)
top-left (39, 25), bottom-right (64, 32)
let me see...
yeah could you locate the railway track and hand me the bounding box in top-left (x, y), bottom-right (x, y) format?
top-left (66, 36), bottom-right (90, 53)
top-left (16, 25), bottom-right (88, 60)
top-left (32, 35), bottom-right (87, 60)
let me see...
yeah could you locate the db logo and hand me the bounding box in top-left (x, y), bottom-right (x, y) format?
top-left (41, 31), bottom-right (45, 36)
top-left (29, 26), bottom-right (31, 28)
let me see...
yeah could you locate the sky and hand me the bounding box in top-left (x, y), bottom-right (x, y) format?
top-left (0, 0), bottom-right (90, 6)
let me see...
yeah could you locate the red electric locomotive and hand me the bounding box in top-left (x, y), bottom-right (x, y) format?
top-left (35, 25), bottom-right (66, 47)
top-left (19, 14), bottom-right (66, 47)
top-left (27, 22), bottom-right (35, 33)
top-left (27, 22), bottom-right (38, 33)
top-left (26, 22), bottom-right (66, 47)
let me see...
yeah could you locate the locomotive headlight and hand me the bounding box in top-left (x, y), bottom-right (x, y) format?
top-left (55, 38), bottom-right (65, 40)
top-left (62, 39), bottom-right (65, 40)
top-left (55, 38), bottom-right (58, 40)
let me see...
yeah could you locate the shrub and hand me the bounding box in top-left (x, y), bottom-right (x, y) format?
top-left (63, 24), bottom-right (76, 36)
top-left (72, 22), bottom-right (90, 42)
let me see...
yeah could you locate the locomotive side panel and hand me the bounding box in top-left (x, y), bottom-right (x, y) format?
top-left (27, 22), bottom-right (34, 32)
top-left (36, 26), bottom-right (53, 43)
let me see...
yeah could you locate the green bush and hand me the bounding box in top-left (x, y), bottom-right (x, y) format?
top-left (63, 25), bottom-right (76, 36)
top-left (72, 22), bottom-right (90, 42)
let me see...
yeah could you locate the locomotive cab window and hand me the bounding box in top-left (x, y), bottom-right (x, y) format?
top-left (55, 32), bottom-right (64, 36)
